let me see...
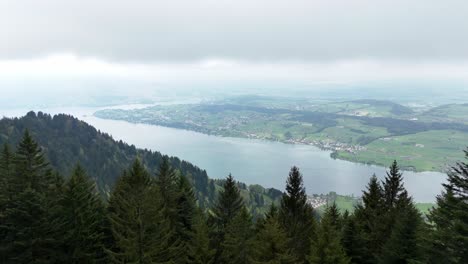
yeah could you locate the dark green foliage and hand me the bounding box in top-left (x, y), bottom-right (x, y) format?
top-left (210, 174), bottom-right (246, 263)
top-left (61, 165), bottom-right (107, 263)
top-left (107, 159), bottom-right (174, 263)
top-left (220, 208), bottom-right (254, 264)
top-left (188, 210), bottom-right (215, 264)
top-left (353, 174), bottom-right (385, 263)
top-left (341, 216), bottom-right (366, 264)
top-left (1, 115), bottom-right (468, 264)
top-left (323, 202), bottom-right (341, 229)
top-left (251, 205), bottom-right (297, 264)
top-left (379, 203), bottom-right (424, 264)
top-left (13, 130), bottom-right (51, 191)
top-left (308, 205), bottom-right (349, 264)
top-left (360, 174), bottom-right (384, 213)
top-left (354, 163), bottom-right (425, 264)
top-left (3, 187), bottom-right (54, 263)
top-left (0, 145), bottom-right (10, 262)
top-left (426, 189), bottom-right (461, 264)
top-left (155, 158), bottom-right (195, 263)
top-left (0, 144), bottom-right (14, 203)
top-left (0, 131), bottom-right (62, 263)
top-left (380, 161), bottom-right (417, 253)
top-left (156, 157), bottom-right (180, 209)
top-left (279, 166), bottom-right (316, 263)
top-left (428, 149), bottom-right (468, 263)
top-left (176, 172), bottom-right (197, 244)
top-left (211, 174), bottom-right (245, 228)
top-left (383, 160), bottom-right (408, 210)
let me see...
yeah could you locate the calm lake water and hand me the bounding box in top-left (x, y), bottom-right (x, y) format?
top-left (2, 106), bottom-right (447, 202)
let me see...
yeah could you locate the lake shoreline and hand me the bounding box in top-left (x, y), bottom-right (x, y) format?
top-left (0, 107), bottom-right (447, 202)
top-left (93, 113), bottom-right (445, 174)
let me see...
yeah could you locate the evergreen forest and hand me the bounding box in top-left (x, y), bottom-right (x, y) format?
top-left (0, 113), bottom-right (467, 263)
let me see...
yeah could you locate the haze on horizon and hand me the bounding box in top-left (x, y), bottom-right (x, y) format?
top-left (1, 0), bottom-right (467, 106)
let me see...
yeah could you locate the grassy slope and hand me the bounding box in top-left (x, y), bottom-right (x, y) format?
top-left (336, 130), bottom-right (466, 171)
top-left (316, 195), bottom-right (435, 216)
top-left (418, 104), bottom-right (468, 124)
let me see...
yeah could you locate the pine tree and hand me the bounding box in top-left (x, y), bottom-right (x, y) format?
top-left (175, 174), bottom-right (197, 263)
top-left (0, 144), bottom-right (14, 203)
top-left (426, 188), bottom-right (459, 264)
top-left (279, 166), bottom-right (316, 263)
top-left (427, 149), bottom-right (468, 263)
top-left (353, 174), bottom-right (385, 263)
top-left (341, 215), bottom-right (366, 264)
top-left (107, 159), bottom-right (174, 263)
top-left (187, 210), bottom-right (215, 264)
top-left (156, 158), bottom-right (192, 263)
top-left (382, 160), bottom-right (407, 210)
top-left (360, 175), bottom-right (384, 212)
top-left (251, 206), bottom-right (296, 264)
top-left (61, 165), bottom-right (107, 263)
top-left (2, 187), bottom-right (53, 263)
top-left (1, 131), bottom-right (62, 263)
top-left (45, 171), bottom-right (69, 263)
top-left (265, 203), bottom-right (279, 220)
top-left (156, 157), bottom-right (180, 213)
top-left (220, 207), bottom-right (254, 264)
top-left (308, 205), bottom-right (349, 264)
top-left (323, 202), bottom-right (341, 230)
top-left (0, 144), bottom-right (14, 260)
top-left (212, 174), bottom-right (245, 227)
top-left (0, 145), bottom-right (13, 263)
top-left (381, 161), bottom-right (415, 255)
top-left (210, 174), bottom-right (245, 263)
top-left (13, 130), bottom-right (51, 191)
top-left (379, 202), bottom-right (424, 264)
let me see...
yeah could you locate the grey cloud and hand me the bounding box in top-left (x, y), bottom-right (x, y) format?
top-left (1, 0), bottom-right (468, 62)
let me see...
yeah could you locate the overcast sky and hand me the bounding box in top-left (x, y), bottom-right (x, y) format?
top-left (1, 0), bottom-right (468, 99)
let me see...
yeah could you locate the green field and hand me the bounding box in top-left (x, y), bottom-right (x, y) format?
top-left (336, 130), bottom-right (466, 171)
top-left (315, 195), bottom-right (359, 215)
top-left (316, 195), bottom-right (435, 216)
top-left (419, 104), bottom-right (468, 124)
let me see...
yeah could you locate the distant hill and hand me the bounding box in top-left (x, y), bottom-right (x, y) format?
top-left (347, 99), bottom-right (414, 115)
top-left (419, 103), bottom-right (468, 124)
top-left (0, 111), bottom-right (282, 215)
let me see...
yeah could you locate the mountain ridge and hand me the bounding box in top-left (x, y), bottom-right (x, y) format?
top-left (0, 111), bottom-right (281, 215)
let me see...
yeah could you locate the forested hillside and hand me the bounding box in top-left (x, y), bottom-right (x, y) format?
top-left (0, 112), bottom-right (281, 213)
top-left (0, 130), bottom-right (467, 263)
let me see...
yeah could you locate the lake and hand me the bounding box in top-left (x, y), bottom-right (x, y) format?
top-left (1, 106), bottom-right (447, 202)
